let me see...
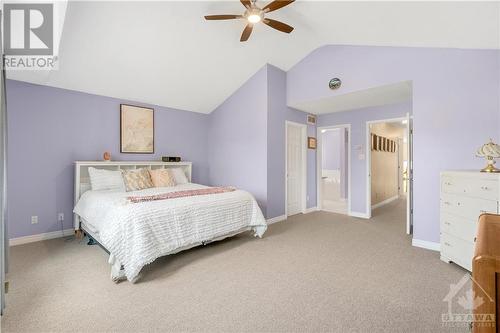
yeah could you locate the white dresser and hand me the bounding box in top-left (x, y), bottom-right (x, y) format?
top-left (440, 171), bottom-right (500, 271)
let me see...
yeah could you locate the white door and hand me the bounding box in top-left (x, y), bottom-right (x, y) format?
top-left (287, 123), bottom-right (303, 216)
top-left (406, 113), bottom-right (413, 235)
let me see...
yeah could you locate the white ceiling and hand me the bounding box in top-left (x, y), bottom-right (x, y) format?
top-left (290, 81), bottom-right (412, 114)
top-left (8, 1), bottom-right (500, 114)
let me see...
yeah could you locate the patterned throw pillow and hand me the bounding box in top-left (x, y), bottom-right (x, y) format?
top-left (149, 169), bottom-right (176, 187)
top-left (122, 168), bottom-right (154, 192)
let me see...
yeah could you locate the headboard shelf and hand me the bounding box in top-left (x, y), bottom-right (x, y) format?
top-left (74, 161), bottom-right (192, 230)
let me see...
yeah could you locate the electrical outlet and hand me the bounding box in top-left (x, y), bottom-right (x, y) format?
top-left (31, 216), bottom-right (38, 224)
top-left (58, 213), bottom-right (64, 222)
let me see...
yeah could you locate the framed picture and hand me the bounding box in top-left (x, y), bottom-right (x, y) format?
top-left (307, 114), bottom-right (316, 125)
top-left (120, 104), bottom-right (154, 153)
top-left (308, 137), bottom-right (317, 149)
top-left (372, 134), bottom-right (378, 151)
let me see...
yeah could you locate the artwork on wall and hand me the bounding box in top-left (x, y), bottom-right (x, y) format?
top-left (371, 134), bottom-right (378, 150)
top-left (371, 133), bottom-right (397, 153)
top-left (120, 104), bottom-right (154, 154)
top-left (308, 137), bottom-right (317, 149)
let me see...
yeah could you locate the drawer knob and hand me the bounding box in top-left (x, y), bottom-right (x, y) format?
top-left (444, 201), bottom-right (451, 205)
top-left (481, 186), bottom-right (489, 190)
top-left (445, 222), bottom-right (451, 225)
top-left (444, 242), bottom-right (451, 247)
top-left (474, 237), bottom-right (477, 242)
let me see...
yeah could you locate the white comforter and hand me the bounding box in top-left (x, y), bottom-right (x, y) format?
top-left (73, 183), bottom-right (267, 282)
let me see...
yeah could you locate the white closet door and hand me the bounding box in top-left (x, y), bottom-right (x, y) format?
top-left (287, 124), bottom-right (303, 216)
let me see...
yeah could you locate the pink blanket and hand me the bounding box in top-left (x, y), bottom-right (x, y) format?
top-left (127, 186), bottom-right (236, 203)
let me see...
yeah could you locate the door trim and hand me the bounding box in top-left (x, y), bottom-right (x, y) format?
top-left (316, 124), bottom-right (351, 215)
top-left (285, 121), bottom-right (307, 217)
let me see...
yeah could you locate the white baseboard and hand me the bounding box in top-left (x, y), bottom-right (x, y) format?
top-left (304, 206), bottom-right (318, 214)
top-left (348, 211), bottom-right (370, 219)
top-left (266, 215), bottom-right (287, 225)
top-left (371, 195), bottom-right (399, 210)
top-left (412, 238), bottom-right (441, 252)
top-left (9, 228), bottom-right (75, 246)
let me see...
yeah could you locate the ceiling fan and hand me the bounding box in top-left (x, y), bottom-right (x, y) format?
top-left (205, 0), bottom-right (295, 42)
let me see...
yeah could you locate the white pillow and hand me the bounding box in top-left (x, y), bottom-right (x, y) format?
top-left (170, 168), bottom-right (189, 184)
top-left (88, 167), bottom-right (125, 191)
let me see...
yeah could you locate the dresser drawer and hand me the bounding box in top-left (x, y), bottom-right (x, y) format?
top-left (441, 175), bottom-right (498, 201)
top-left (441, 193), bottom-right (498, 220)
top-left (441, 232), bottom-right (474, 271)
top-left (440, 212), bottom-right (477, 243)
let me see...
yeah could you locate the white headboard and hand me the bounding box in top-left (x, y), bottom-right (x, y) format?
top-left (73, 161), bottom-right (192, 230)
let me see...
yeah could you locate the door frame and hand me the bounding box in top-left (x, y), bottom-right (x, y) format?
top-left (316, 124), bottom-right (351, 215)
top-left (365, 114), bottom-right (413, 234)
top-left (285, 121), bottom-right (307, 216)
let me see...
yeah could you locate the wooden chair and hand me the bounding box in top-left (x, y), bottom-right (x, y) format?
top-left (473, 213), bottom-right (500, 333)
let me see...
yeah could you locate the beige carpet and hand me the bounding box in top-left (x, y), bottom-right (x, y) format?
top-left (1, 200), bottom-right (468, 332)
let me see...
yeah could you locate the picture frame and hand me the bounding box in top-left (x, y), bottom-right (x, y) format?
top-left (308, 137), bottom-right (317, 149)
top-left (372, 134), bottom-right (378, 151)
top-left (120, 104), bottom-right (154, 154)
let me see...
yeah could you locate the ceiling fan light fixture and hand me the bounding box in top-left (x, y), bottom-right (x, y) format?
top-left (247, 13), bottom-right (261, 23)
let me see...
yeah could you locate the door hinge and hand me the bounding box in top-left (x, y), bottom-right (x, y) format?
top-left (4, 281), bottom-right (9, 293)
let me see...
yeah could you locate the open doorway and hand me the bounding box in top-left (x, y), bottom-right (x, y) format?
top-left (367, 115), bottom-right (412, 234)
top-left (317, 125), bottom-right (351, 215)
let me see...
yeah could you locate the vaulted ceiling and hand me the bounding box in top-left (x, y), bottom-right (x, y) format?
top-left (8, 1), bottom-right (500, 114)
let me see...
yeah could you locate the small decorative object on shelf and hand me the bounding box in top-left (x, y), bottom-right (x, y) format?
top-left (476, 139), bottom-right (500, 173)
top-left (162, 156), bottom-right (181, 162)
top-left (103, 151), bottom-right (111, 161)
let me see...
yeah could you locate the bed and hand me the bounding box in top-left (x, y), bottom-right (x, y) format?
top-left (73, 161), bottom-right (267, 282)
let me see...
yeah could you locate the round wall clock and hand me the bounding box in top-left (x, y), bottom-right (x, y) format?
top-left (329, 78), bottom-right (342, 90)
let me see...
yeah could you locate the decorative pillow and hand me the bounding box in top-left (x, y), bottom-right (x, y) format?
top-left (149, 169), bottom-right (176, 187)
top-left (122, 168), bottom-right (154, 192)
top-left (88, 167), bottom-right (125, 191)
top-left (170, 168), bottom-right (189, 184)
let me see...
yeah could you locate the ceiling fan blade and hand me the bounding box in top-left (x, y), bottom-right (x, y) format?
top-left (240, 0), bottom-right (252, 8)
top-left (204, 15), bottom-right (241, 20)
top-left (263, 0), bottom-right (295, 13)
top-left (240, 24), bottom-right (253, 42)
top-left (263, 18), bottom-right (294, 33)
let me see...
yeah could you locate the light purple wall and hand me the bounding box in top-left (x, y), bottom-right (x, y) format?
top-left (6, 80), bottom-right (210, 239)
top-left (267, 65), bottom-right (316, 219)
top-left (322, 129), bottom-right (342, 170)
top-left (318, 102), bottom-right (411, 212)
top-left (208, 66), bottom-right (269, 215)
top-left (288, 45), bottom-right (500, 243)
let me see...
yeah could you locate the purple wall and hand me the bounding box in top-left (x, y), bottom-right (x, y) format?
top-left (267, 65), bottom-right (316, 219)
top-left (6, 80), bottom-right (210, 239)
top-left (208, 66), bottom-right (269, 215)
top-left (321, 128), bottom-right (347, 199)
top-left (322, 129), bottom-right (342, 170)
top-left (318, 102), bottom-right (411, 213)
top-left (288, 45), bottom-right (500, 243)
